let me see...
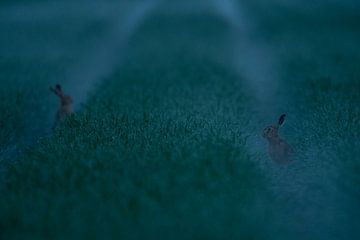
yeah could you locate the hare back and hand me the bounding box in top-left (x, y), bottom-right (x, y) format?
top-left (269, 139), bottom-right (293, 164)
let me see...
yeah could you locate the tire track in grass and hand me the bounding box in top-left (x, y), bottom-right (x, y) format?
top-left (211, 0), bottom-right (348, 239)
top-left (210, 0), bottom-right (286, 167)
top-left (209, 0), bottom-right (288, 165)
top-left (65, 0), bottom-right (161, 110)
top-left (210, 0), bottom-right (284, 116)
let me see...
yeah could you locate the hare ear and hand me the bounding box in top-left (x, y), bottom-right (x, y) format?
top-left (55, 84), bottom-right (62, 92)
top-left (278, 114), bottom-right (286, 127)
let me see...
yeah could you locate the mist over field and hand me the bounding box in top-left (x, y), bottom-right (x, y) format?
top-left (1, 0), bottom-right (360, 239)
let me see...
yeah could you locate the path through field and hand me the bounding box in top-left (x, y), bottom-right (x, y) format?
top-left (66, 1), bottom-right (160, 110)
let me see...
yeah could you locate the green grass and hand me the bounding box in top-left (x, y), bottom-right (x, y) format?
top-left (240, 1), bottom-right (360, 238)
top-left (0, 5), bottom-right (272, 240)
top-left (1, 0), bottom-right (360, 239)
top-left (0, 1), bottom-right (137, 158)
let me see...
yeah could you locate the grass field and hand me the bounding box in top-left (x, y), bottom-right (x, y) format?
top-left (0, 0), bottom-right (360, 239)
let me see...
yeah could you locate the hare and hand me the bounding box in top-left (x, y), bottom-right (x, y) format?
top-left (262, 114), bottom-right (294, 164)
top-left (50, 84), bottom-right (73, 130)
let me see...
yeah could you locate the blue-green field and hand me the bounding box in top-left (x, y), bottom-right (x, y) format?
top-left (1, 1), bottom-right (359, 239)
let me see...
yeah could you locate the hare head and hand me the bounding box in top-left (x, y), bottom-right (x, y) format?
top-left (50, 84), bottom-right (73, 106)
top-left (50, 84), bottom-right (73, 130)
top-left (262, 114), bottom-right (286, 141)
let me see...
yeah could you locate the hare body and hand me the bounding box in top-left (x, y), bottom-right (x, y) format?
top-left (50, 84), bottom-right (73, 129)
top-left (262, 114), bottom-right (294, 164)
top-left (268, 137), bottom-right (294, 164)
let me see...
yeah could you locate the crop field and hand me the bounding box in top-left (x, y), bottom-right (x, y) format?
top-left (0, 0), bottom-right (359, 239)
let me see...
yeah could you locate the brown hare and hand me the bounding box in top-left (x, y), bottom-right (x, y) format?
top-left (262, 114), bottom-right (294, 164)
top-left (50, 84), bottom-right (73, 130)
